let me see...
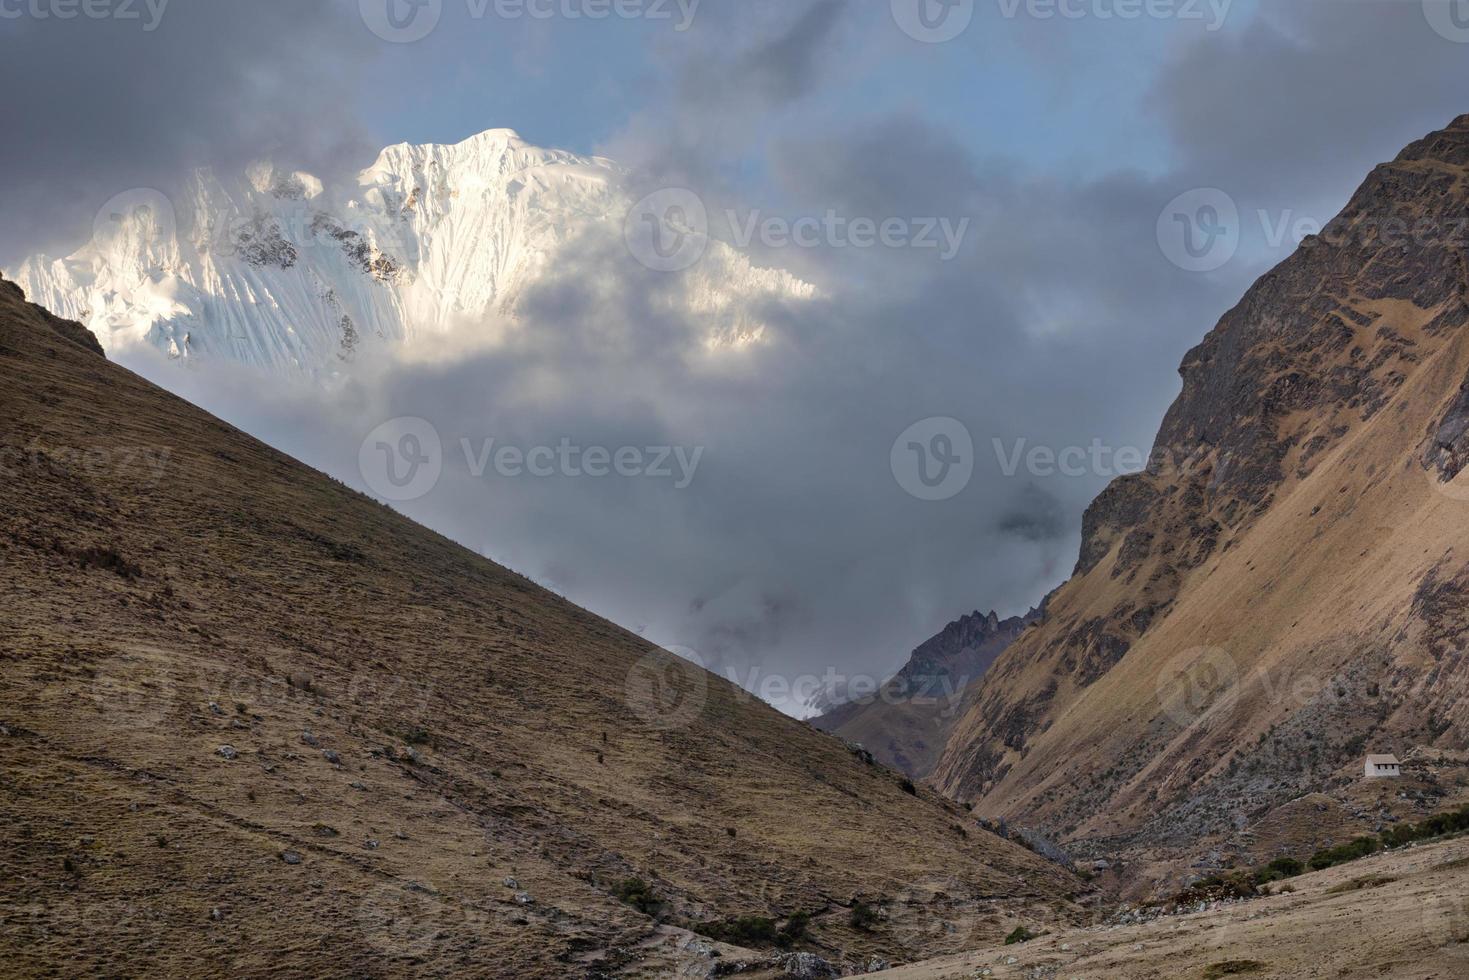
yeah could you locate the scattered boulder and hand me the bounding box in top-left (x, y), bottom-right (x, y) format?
top-left (216, 745), bottom-right (238, 760)
top-left (280, 850), bottom-right (302, 865)
top-left (768, 952), bottom-right (840, 979)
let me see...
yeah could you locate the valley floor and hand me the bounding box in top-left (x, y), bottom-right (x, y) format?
top-left (871, 834), bottom-right (1469, 979)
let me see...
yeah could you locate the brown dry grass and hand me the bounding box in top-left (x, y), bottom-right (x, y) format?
top-left (871, 833), bottom-right (1469, 979)
top-left (0, 279), bottom-right (1082, 977)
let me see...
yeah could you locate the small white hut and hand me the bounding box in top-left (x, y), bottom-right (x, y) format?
top-left (1364, 753), bottom-right (1402, 779)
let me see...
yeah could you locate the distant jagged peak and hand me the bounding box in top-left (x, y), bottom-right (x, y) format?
top-left (363, 126), bottom-right (617, 183)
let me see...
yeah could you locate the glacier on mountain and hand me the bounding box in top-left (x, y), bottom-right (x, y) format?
top-left (13, 129), bottom-right (813, 374)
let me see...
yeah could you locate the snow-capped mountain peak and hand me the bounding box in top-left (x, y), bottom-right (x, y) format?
top-left (13, 129), bottom-right (812, 374)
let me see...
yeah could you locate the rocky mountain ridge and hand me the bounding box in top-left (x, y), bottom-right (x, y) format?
top-left (933, 114), bottom-right (1469, 897)
top-left (812, 606), bottom-right (1041, 778)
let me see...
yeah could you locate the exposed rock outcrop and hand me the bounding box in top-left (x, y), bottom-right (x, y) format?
top-left (932, 115), bottom-right (1469, 892)
top-left (812, 605), bottom-right (1041, 778)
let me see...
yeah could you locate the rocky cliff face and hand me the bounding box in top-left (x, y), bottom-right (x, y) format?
top-left (933, 115), bottom-right (1469, 894)
top-left (812, 606), bottom-right (1041, 778)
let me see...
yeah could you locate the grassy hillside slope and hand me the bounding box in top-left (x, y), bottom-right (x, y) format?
top-left (0, 278), bottom-right (1078, 977)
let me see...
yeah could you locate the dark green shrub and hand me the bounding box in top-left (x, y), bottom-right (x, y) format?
top-left (849, 901), bottom-right (877, 931)
top-left (703, 915), bottom-right (779, 947)
top-left (612, 877), bottom-right (664, 917)
top-left (780, 911), bottom-right (810, 947)
top-left (701, 911), bottom-right (810, 949)
top-left (1254, 856), bottom-right (1303, 884)
top-left (75, 545), bottom-right (143, 578)
top-left (1381, 803), bottom-right (1469, 849)
top-left (1004, 926), bottom-right (1036, 945)
top-left (1308, 836), bottom-right (1379, 871)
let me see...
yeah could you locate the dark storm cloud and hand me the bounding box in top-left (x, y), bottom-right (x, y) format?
top-left (996, 485), bottom-right (1069, 544)
top-left (25, 0), bottom-right (1469, 712)
top-left (737, 0), bottom-right (846, 103)
top-left (606, 0), bottom-right (857, 192)
top-left (566, 0), bottom-right (1469, 703)
top-left (190, 111), bottom-right (1229, 708)
top-left (0, 0), bottom-right (373, 267)
top-left (1152, 1), bottom-right (1469, 205)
